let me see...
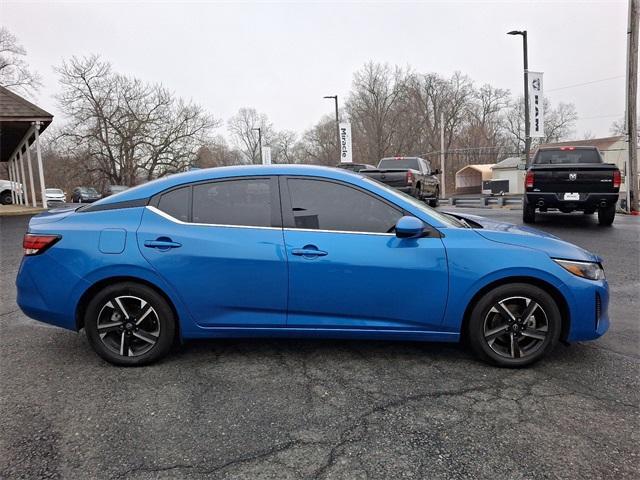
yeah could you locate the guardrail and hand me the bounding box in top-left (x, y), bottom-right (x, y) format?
top-left (441, 195), bottom-right (523, 208)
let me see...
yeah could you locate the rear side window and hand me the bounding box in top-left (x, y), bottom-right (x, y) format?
top-left (286, 178), bottom-right (402, 233)
top-left (158, 187), bottom-right (190, 222)
top-left (192, 179), bottom-right (272, 227)
top-left (378, 158), bottom-right (420, 170)
top-left (534, 149), bottom-right (601, 164)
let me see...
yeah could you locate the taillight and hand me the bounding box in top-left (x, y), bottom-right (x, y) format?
top-left (23, 234), bottom-right (61, 256)
top-left (525, 171), bottom-right (534, 189)
top-left (613, 170), bottom-right (621, 188)
top-left (406, 171), bottom-right (414, 185)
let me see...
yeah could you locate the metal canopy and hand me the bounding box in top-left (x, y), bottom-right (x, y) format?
top-left (0, 86), bottom-right (53, 162)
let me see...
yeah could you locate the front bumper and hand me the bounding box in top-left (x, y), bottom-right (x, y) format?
top-left (565, 278), bottom-right (610, 342)
top-left (525, 192), bottom-right (619, 210)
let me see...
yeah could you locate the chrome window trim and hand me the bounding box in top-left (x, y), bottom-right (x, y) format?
top-left (147, 206), bottom-right (395, 236)
top-left (283, 227), bottom-right (394, 237)
top-left (146, 206), bottom-right (281, 231)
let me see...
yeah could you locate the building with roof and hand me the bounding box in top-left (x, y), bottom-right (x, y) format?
top-left (455, 164), bottom-right (495, 194)
top-left (491, 157), bottom-right (526, 194)
top-left (0, 86), bottom-right (53, 208)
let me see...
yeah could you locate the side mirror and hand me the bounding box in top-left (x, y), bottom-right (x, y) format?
top-left (395, 216), bottom-right (424, 239)
top-left (432, 168), bottom-right (440, 175)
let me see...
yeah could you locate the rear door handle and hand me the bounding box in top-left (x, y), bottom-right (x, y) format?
top-left (291, 245), bottom-right (328, 258)
top-left (144, 238), bottom-right (182, 249)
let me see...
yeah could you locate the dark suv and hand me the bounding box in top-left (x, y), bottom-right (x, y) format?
top-left (71, 187), bottom-right (102, 203)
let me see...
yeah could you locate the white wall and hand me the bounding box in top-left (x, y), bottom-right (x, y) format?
top-left (492, 169), bottom-right (525, 194)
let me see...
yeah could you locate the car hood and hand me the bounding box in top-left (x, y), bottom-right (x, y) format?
top-left (446, 211), bottom-right (599, 263)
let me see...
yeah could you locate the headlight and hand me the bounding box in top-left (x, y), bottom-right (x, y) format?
top-left (554, 259), bottom-right (605, 280)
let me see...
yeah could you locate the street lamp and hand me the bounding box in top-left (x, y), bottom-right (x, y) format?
top-left (507, 29), bottom-right (531, 164)
top-left (252, 127), bottom-right (263, 164)
top-left (324, 95), bottom-right (340, 163)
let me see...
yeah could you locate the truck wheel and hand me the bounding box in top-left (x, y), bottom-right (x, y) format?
top-left (523, 198), bottom-right (536, 224)
top-left (597, 204), bottom-right (616, 226)
top-left (1, 191), bottom-right (12, 205)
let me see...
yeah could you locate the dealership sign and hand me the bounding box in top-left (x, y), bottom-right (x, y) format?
top-left (262, 146), bottom-right (272, 165)
top-left (528, 71), bottom-right (544, 138)
top-left (339, 122), bottom-right (353, 163)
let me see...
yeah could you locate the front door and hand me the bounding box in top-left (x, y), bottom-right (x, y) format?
top-left (280, 177), bottom-right (448, 331)
top-left (137, 176), bottom-right (287, 328)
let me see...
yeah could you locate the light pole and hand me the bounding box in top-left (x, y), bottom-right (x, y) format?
top-left (324, 95), bottom-right (340, 163)
top-left (252, 127), bottom-right (263, 164)
top-left (508, 30), bottom-right (531, 164)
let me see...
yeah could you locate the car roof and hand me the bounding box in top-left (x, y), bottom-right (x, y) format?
top-left (92, 165), bottom-right (364, 205)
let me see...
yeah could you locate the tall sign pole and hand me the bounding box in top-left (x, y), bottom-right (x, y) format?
top-left (508, 30), bottom-right (531, 163)
top-left (440, 111), bottom-right (445, 199)
top-left (324, 95), bottom-right (340, 163)
top-left (626, 0), bottom-right (638, 212)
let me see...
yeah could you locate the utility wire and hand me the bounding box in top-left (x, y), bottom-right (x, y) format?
top-left (546, 75), bottom-right (624, 92)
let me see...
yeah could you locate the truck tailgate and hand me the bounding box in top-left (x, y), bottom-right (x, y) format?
top-left (532, 164), bottom-right (618, 193)
top-left (361, 169), bottom-right (408, 188)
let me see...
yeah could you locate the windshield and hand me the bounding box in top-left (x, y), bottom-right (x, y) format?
top-left (378, 159), bottom-right (420, 170)
top-left (360, 176), bottom-right (462, 228)
top-left (80, 187), bottom-right (99, 194)
top-left (534, 149), bottom-right (601, 164)
top-left (46, 189), bottom-right (63, 194)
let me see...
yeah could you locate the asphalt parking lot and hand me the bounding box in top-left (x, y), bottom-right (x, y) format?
top-left (1, 208), bottom-right (638, 480)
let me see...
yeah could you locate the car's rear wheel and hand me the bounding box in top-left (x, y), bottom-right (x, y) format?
top-left (467, 283), bottom-right (561, 367)
top-left (598, 204), bottom-right (616, 226)
top-left (1, 191), bottom-right (12, 205)
top-left (522, 197), bottom-right (536, 223)
top-left (84, 282), bottom-right (175, 366)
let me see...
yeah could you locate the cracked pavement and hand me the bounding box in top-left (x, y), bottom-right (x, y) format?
top-left (1, 209), bottom-right (638, 479)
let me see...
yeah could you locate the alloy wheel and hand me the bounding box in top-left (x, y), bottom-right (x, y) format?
top-left (96, 295), bottom-right (160, 357)
top-left (483, 296), bottom-right (549, 359)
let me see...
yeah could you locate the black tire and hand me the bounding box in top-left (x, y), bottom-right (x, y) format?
top-left (84, 282), bottom-right (176, 366)
top-left (428, 196), bottom-right (439, 207)
top-left (597, 204), bottom-right (615, 226)
top-left (467, 283), bottom-right (561, 367)
top-left (522, 197), bottom-right (536, 223)
top-left (1, 191), bottom-right (12, 205)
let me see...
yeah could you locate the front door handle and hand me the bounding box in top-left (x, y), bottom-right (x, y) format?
top-left (144, 237), bottom-right (182, 250)
top-left (291, 245), bottom-right (328, 258)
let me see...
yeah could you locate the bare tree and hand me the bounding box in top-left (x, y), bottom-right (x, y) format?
top-left (55, 55), bottom-right (219, 186)
top-left (504, 96), bottom-right (577, 152)
top-left (227, 108), bottom-right (274, 164)
top-left (270, 130), bottom-right (298, 164)
top-left (0, 27), bottom-right (42, 95)
top-left (296, 115), bottom-right (341, 166)
top-left (195, 136), bottom-right (243, 168)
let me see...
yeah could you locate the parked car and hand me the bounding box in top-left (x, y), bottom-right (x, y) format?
top-left (523, 146), bottom-right (621, 225)
top-left (71, 187), bottom-right (102, 203)
top-left (0, 179), bottom-right (23, 205)
top-left (335, 163), bottom-right (375, 172)
top-left (361, 156), bottom-right (440, 206)
top-left (44, 188), bottom-right (66, 204)
top-left (17, 165), bottom-right (609, 367)
top-left (104, 185), bottom-right (129, 197)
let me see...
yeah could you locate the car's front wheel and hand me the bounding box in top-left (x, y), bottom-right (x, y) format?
top-left (84, 282), bottom-right (176, 366)
top-left (467, 283), bottom-right (561, 367)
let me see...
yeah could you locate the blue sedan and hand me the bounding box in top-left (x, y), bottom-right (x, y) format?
top-left (16, 165), bottom-right (609, 367)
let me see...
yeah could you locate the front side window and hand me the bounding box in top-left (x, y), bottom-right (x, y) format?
top-left (287, 178), bottom-right (402, 233)
top-left (192, 178), bottom-right (272, 227)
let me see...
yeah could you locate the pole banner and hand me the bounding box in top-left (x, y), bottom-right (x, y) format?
top-left (529, 71), bottom-right (544, 138)
top-left (339, 122), bottom-right (353, 163)
top-left (262, 147), bottom-right (272, 165)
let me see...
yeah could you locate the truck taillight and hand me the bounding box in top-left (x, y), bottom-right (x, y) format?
top-left (406, 171), bottom-right (414, 185)
top-left (23, 234), bottom-right (61, 256)
top-left (613, 170), bottom-right (621, 188)
top-left (525, 171), bottom-right (534, 188)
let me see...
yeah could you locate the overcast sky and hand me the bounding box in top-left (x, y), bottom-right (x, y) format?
top-left (1, 0), bottom-right (631, 139)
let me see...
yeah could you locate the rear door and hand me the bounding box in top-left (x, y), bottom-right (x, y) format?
top-left (137, 176), bottom-right (287, 327)
top-left (280, 176), bottom-right (448, 331)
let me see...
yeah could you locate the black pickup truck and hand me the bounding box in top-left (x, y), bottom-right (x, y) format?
top-left (360, 157), bottom-right (441, 207)
top-left (523, 146), bottom-right (621, 225)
